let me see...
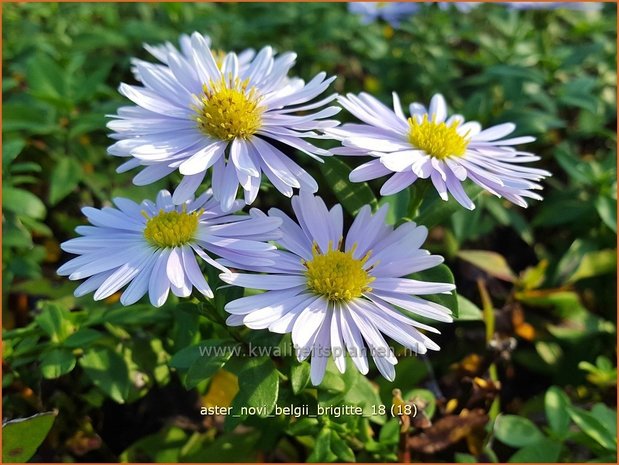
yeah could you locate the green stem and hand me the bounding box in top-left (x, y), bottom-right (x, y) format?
top-left (408, 181), bottom-right (430, 219)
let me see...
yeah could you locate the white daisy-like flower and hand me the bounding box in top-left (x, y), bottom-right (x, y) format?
top-left (57, 190), bottom-right (281, 307)
top-left (108, 32), bottom-right (339, 212)
top-left (220, 192), bottom-right (455, 385)
top-left (130, 33), bottom-right (256, 81)
top-left (329, 93), bottom-right (551, 210)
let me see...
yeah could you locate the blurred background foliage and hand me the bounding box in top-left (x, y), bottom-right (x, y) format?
top-left (2, 2), bottom-right (617, 463)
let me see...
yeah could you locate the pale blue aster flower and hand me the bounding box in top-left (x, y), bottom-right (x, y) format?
top-left (348, 2), bottom-right (421, 26)
top-left (108, 32), bottom-right (340, 212)
top-left (328, 93), bottom-right (551, 210)
top-left (58, 190), bottom-right (281, 307)
top-left (505, 2), bottom-right (603, 11)
top-left (220, 191), bottom-right (454, 385)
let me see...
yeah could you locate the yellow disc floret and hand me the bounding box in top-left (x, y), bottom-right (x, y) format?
top-left (143, 208), bottom-right (200, 248)
top-left (408, 114), bottom-right (469, 160)
top-left (195, 77), bottom-right (265, 141)
top-left (304, 243), bottom-right (374, 302)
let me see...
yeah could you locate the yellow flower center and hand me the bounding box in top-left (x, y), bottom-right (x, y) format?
top-left (303, 243), bottom-right (374, 302)
top-left (408, 114), bottom-right (469, 160)
top-left (143, 208), bottom-right (201, 248)
top-left (195, 77), bottom-right (265, 142)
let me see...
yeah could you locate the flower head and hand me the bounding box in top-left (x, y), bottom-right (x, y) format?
top-left (348, 2), bottom-right (421, 26)
top-left (108, 32), bottom-right (340, 212)
top-left (505, 2), bottom-right (602, 11)
top-left (329, 92), bottom-right (551, 210)
top-left (58, 190), bottom-right (281, 307)
top-left (221, 192), bottom-right (454, 385)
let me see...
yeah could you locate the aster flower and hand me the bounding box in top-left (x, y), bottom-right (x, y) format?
top-left (108, 32), bottom-right (339, 212)
top-left (504, 2), bottom-right (602, 11)
top-left (130, 33), bottom-right (255, 81)
top-left (57, 190), bottom-right (281, 307)
top-left (348, 2), bottom-right (421, 26)
top-left (220, 192), bottom-right (454, 385)
top-left (329, 93), bottom-right (551, 210)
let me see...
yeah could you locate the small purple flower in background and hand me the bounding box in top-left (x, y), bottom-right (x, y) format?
top-left (221, 192), bottom-right (454, 385)
top-left (348, 2), bottom-right (421, 27)
top-left (58, 190), bottom-right (281, 307)
top-left (505, 2), bottom-right (603, 11)
top-left (329, 92), bottom-right (551, 210)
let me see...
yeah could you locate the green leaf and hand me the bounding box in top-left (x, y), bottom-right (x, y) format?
top-left (63, 328), bottom-right (103, 348)
top-left (287, 417), bottom-right (320, 436)
top-left (184, 341), bottom-right (239, 389)
top-left (329, 430), bottom-right (355, 462)
top-left (2, 411), bottom-right (57, 463)
top-left (567, 405), bottom-right (617, 451)
top-left (416, 183), bottom-right (483, 228)
top-left (544, 386), bottom-right (571, 439)
top-left (457, 250), bottom-right (516, 282)
top-left (3, 102), bottom-right (56, 134)
top-left (49, 157), bottom-right (82, 205)
top-left (3, 186), bottom-right (46, 220)
top-left (3, 138), bottom-right (26, 168)
top-left (590, 403), bottom-right (617, 439)
top-left (595, 196), bottom-right (617, 233)
top-left (494, 415), bottom-right (544, 448)
top-left (290, 361), bottom-right (311, 394)
top-left (231, 356), bottom-right (279, 416)
top-left (379, 189), bottom-right (410, 225)
top-left (379, 419), bottom-right (401, 445)
top-left (40, 348), bottom-right (76, 379)
top-left (456, 295), bottom-right (483, 321)
top-left (508, 438), bottom-right (562, 463)
top-left (34, 302), bottom-right (72, 342)
top-left (27, 54), bottom-right (67, 105)
top-left (566, 249), bottom-right (616, 283)
top-left (79, 346), bottom-right (131, 404)
top-left (320, 157), bottom-right (378, 215)
top-left (307, 427), bottom-right (338, 462)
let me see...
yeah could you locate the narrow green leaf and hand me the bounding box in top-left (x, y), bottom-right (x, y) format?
top-left (320, 157), bottom-right (378, 215)
top-left (290, 361), bottom-right (311, 394)
top-left (568, 405), bottom-right (617, 451)
top-left (544, 386), bottom-right (571, 439)
top-left (49, 157), bottom-right (82, 205)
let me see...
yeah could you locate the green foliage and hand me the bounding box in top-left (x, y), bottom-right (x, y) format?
top-left (2, 2), bottom-right (616, 463)
top-left (2, 412), bottom-right (57, 463)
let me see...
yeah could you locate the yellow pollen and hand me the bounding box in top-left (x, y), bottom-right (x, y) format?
top-left (195, 77), bottom-right (265, 141)
top-left (143, 208), bottom-right (200, 248)
top-left (303, 242), bottom-right (374, 302)
top-left (408, 114), bottom-right (469, 160)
